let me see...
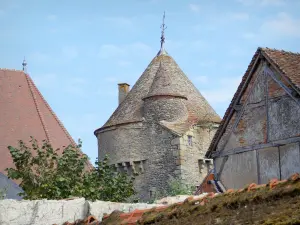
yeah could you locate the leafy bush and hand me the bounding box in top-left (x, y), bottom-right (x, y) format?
top-left (0, 187), bottom-right (8, 200)
top-left (6, 137), bottom-right (135, 202)
top-left (163, 177), bottom-right (194, 196)
top-left (147, 176), bottom-right (195, 203)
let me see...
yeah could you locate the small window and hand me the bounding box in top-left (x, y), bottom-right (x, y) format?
top-left (188, 135), bottom-right (193, 146)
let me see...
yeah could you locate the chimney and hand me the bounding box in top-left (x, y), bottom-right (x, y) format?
top-left (118, 83), bottom-right (130, 104)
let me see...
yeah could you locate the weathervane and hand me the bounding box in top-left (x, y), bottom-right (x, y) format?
top-left (160, 11), bottom-right (167, 51)
top-left (22, 57), bottom-right (27, 72)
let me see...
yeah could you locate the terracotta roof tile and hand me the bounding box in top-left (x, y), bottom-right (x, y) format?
top-left (0, 69), bottom-right (93, 175)
top-left (59, 173), bottom-right (300, 224)
top-left (206, 47), bottom-right (300, 157)
top-left (262, 48), bottom-right (300, 89)
top-left (98, 173), bottom-right (300, 225)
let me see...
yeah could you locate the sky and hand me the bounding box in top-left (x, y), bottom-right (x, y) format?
top-left (1, 0), bottom-right (300, 164)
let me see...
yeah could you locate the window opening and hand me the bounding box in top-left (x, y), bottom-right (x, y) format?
top-left (188, 135), bottom-right (193, 146)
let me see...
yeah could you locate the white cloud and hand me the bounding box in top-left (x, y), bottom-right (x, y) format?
top-left (31, 73), bottom-right (57, 88)
top-left (95, 88), bottom-right (118, 97)
top-left (32, 73), bottom-right (88, 97)
top-left (202, 76), bottom-right (242, 104)
top-left (105, 77), bottom-right (119, 83)
top-left (61, 46), bottom-right (79, 60)
top-left (198, 60), bottom-right (217, 67)
top-left (47, 14), bottom-right (57, 21)
top-left (98, 42), bottom-right (153, 60)
top-left (189, 3), bottom-right (200, 12)
top-left (193, 75), bottom-right (208, 84)
top-left (103, 16), bottom-right (134, 27)
top-left (98, 44), bottom-right (125, 59)
top-left (242, 32), bottom-right (256, 39)
top-left (229, 12), bottom-right (249, 21)
top-left (63, 77), bottom-right (88, 96)
top-left (261, 12), bottom-right (300, 38)
top-left (165, 39), bottom-right (210, 53)
top-left (48, 28), bottom-right (58, 33)
top-left (228, 47), bottom-right (251, 57)
top-left (118, 60), bottom-right (132, 67)
top-left (261, 0), bottom-right (286, 6)
top-left (28, 52), bottom-right (50, 63)
top-left (236, 0), bottom-right (286, 6)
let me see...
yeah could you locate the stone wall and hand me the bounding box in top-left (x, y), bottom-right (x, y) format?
top-left (0, 198), bottom-right (160, 225)
top-left (97, 122), bottom-right (179, 200)
top-left (97, 121), bottom-right (212, 201)
top-left (174, 125), bottom-right (217, 187)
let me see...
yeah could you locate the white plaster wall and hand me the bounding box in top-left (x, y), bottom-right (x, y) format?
top-left (0, 198), bottom-right (88, 225)
top-left (0, 198), bottom-right (161, 225)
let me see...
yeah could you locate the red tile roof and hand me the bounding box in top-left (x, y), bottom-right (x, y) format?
top-left (98, 173), bottom-right (300, 225)
top-left (0, 69), bottom-right (92, 175)
top-left (206, 47), bottom-right (300, 157)
top-left (58, 173), bottom-right (300, 224)
top-left (263, 48), bottom-right (300, 89)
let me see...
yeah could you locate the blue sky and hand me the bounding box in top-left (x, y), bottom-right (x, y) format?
top-left (1, 0), bottom-right (300, 164)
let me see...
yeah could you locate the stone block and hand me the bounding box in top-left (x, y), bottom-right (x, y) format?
top-left (0, 198), bottom-right (88, 225)
top-left (171, 137), bottom-right (180, 145)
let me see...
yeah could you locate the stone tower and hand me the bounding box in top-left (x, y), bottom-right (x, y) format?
top-left (94, 17), bottom-right (221, 200)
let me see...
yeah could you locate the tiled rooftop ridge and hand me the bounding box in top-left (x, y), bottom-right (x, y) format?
top-left (60, 173), bottom-right (300, 225)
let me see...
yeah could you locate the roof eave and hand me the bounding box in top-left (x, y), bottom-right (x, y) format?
top-left (94, 120), bottom-right (144, 136)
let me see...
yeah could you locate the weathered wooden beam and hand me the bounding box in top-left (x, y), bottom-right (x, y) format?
top-left (233, 104), bottom-right (242, 111)
top-left (265, 69), bottom-right (270, 144)
top-left (207, 53), bottom-right (262, 158)
top-left (265, 66), bottom-right (300, 107)
top-left (261, 51), bottom-right (300, 97)
top-left (221, 65), bottom-right (265, 153)
top-left (212, 136), bottom-right (300, 158)
top-left (246, 101), bottom-right (265, 110)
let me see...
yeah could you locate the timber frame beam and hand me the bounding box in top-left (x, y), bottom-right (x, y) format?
top-left (211, 136), bottom-right (300, 158)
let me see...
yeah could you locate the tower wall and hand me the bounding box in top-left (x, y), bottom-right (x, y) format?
top-left (97, 121), bottom-right (215, 200)
top-left (176, 125), bottom-right (219, 187)
top-left (97, 122), bottom-right (181, 200)
top-left (143, 96), bottom-right (188, 122)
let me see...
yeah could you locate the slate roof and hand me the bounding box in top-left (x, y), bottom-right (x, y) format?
top-left (95, 50), bottom-right (221, 135)
top-left (206, 47), bottom-right (300, 157)
top-left (0, 69), bottom-right (93, 174)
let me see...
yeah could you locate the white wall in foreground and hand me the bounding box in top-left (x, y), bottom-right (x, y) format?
top-left (0, 198), bottom-right (160, 225)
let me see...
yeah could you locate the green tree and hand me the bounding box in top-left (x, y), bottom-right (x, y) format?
top-left (6, 137), bottom-right (135, 201)
top-left (0, 187), bottom-right (8, 200)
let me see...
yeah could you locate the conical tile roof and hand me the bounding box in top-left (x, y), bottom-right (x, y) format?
top-left (95, 50), bottom-right (221, 135)
top-left (0, 69), bottom-right (93, 174)
top-left (144, 59), bottom-right (187, 99)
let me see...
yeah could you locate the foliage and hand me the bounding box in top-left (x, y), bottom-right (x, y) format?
top-left (163, 177), bottom-right (194, 196)
top-left (6, 137), bottom-right (135, 202)
top-left (147, 176), bottom-right (195, 203)
top-left (0, 186), bottom-right (8, 200)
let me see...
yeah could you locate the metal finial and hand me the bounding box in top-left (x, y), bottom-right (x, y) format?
top-left (22, 57), bottom-right (27, 72)
top-left (160, 11), bottom-right (167, 51)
